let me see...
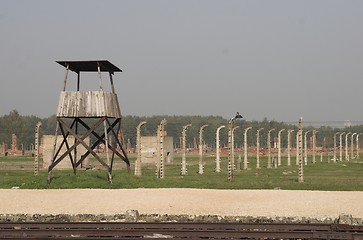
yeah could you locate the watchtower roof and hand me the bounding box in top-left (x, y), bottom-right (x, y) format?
top-left (56, 60), bottom-right (122, 73)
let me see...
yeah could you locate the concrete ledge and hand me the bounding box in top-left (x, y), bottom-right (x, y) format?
top-left (1, 213), bottom-right (362, 225)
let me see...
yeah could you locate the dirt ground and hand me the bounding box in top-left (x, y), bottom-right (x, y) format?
top-left (0, 189), bottom-right (362, 221)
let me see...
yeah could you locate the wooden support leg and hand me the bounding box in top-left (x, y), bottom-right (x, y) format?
top-left (78, 118), bottom-right (130, 166)
top-left (58, 123), bottom-right (76, 174)
top-left (108, 172), bottom-right (113, 184)
top-left (103, 118), bottom-right (113, 183)
top-left (48, 121), bottom-right (60, 184)
top-left (48, 116), bottom-right (129, 184)
top-left (49, 118), bottom-right (104, 171)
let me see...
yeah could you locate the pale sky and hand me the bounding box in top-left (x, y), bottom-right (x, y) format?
top-left (1, 0), bottom-right (362, 125)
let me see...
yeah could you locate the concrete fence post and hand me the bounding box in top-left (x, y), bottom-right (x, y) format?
top-left (296, 131), bottom-right (299, 166)
top-left (156, 119), bottom-right (166, 179)
top-left (243, 127), bottom-right (252, 170)
top-left (215, 125), bottom-right (225, 173)
top-left (232, 126), bottom-right (239, 170)
top-left (198, 124), bottom-right (208, 175)
top-left (278, 129), bottom-right (285, 166)
top-left (351, 133), bottom-right (357, 160)
top-left (339, 132), bottom-right (345, 161)
top-left (135, 121), bottom-right (146, 176)
top-left (312, 129), bottom-right (318, 164)
top-left (287, 130), bottom-right (294, 166)
top-left (304, 130), bottom-right (311, 165)
top-left (298, 117), bottom-right (304, 183)
top-left (357, 133), bottom-right (362, 159)
top-left (34, 122), bottom-right (42, 176)
top-left (333, 132), bottom-right (340, 162)
top-left (267, 129), bottom-right (275, 168)
top-left (345, 132), bottom-right (351, 161)
top-left (256, 128), bottom-right (264, 169)
top-left (181, 124), bottom-right (192, 175)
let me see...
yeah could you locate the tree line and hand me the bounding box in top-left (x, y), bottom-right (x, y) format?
top-left (0, 110), bottom-right (362, 150)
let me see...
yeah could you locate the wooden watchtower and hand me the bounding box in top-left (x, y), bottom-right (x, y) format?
top-left (47, 60), bottom-right (130, 183)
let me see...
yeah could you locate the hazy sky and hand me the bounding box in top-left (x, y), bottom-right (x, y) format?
top-left (1, 0), bottom-right (362, 125)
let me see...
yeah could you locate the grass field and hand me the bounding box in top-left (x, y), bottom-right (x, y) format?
top-left (0, 154), bottom-right (362, 190)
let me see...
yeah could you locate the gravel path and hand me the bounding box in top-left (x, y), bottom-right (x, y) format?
top-left (0, 189), bottom-right (362, 219)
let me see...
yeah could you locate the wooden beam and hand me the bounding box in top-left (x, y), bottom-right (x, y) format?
top-left (77, 72), bottom-right (80, 91)
top-left (59, 118), bottom-right (110, 170)
top-left (109, 72), bottom-right (115, 94)
top-left (58, 122), bottom-right (76, 172)
top-left (74, 118), bottom-right (129, 169)
top-left (50, 119), bottom-right (76, 167)
top-left (97, 62), bottom-right (103, 91)
top-left (48, 118), bottom-right (105, 171)
top-left (62, 64), bottom-right (69, 91)
top-left (106, 118), bottom-right (130, 164)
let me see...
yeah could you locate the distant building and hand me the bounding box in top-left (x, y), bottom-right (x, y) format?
top-left (140, 136), bottom-right (174, 164)
top-left (344, 120), bottom-right (352, 128)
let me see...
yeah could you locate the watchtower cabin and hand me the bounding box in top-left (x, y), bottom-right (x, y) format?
top-left (47, 60), bottom-right (130, 183)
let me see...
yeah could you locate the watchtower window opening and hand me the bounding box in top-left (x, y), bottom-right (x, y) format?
top-left (62, 72), bottom-right (114, 92)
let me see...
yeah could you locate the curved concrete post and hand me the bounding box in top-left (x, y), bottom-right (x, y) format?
top-left (181, 124), bottom-right (192, 175)
top-left (227, 121), bottom-right (233, 181)
top-left (198, 124), bottom-right (208, 174)
top-left (312, 129), bottom-right (318, 164)
top-left (256, 128), bottom-right (264, 169)
top-left (267, 129), bottom-right (275, 168)
top-left (34, 122), bottom-right (42, 176)
top-left (333, 132), bottom-right (340, 162)
top-left (277, 129), bottom-right (285, 166)
top-left (243, 127), bottom-right (252, 170)
top-left (351, 133), bottom-right (357, 160)
top-left (227, 112), bottom-right (244, 180)
top-left (357, 133), bottom-right (362, 159)
top-left (296, 131), bottom-right (299, 165)
top-left (339, 132), bottom-right (345, 161)
top-left (232, 126), bottom-right (239, 170)
top-left (156, 119), bottom-right (167, 178)
top-left (135, 121), bottom-right (147, 176)
top-left (350, 133), bottom-right (357, 159)
top-left (215, 125), bottom-right (225, 173)
top-left (287, 130), bottom-right (294, 166)
top-left (297, 117), bottom-right (304, 183)
top-left (345, 132), bottom-right (351, 161)
top-left (304, 130), bottom-right (311, 165)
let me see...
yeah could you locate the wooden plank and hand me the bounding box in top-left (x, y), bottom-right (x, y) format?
top-left (56, 91), bottom-right (121, 118)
